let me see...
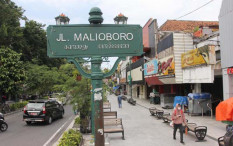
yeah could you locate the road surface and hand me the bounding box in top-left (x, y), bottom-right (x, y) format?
top-left (0, 104), bottom-right (74, 146)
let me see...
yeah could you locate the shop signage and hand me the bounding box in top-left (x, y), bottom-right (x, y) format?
top-left (47, 24), bottom-right (143, 57)
top-left (227, 68), bottom-right (233, 74)
top-left (157, 55), bottom-right (175, 77)
top-left (181, 45), bottom-right (211, 68)
top-left (144, 59), bottom-right (158, 76)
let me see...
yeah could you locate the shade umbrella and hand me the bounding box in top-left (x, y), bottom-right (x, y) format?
top-left (216, 97), bottom-right (233, 124)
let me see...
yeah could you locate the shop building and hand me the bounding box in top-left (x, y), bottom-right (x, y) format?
top-left (124, 19), bottom-right (153, 99)
top-left (219, 0), bottom-right (233, 100)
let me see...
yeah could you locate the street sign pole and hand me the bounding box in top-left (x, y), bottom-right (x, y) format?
top-left (130, 59), bottom-right (132, 99)
top-left (91, 56), bottom-right (104, 145)
top-left (47, 7), bottom-right (143, 146)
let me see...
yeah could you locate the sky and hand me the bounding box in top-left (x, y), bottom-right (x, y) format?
top-left (13, 0), bottom-right (223, 68)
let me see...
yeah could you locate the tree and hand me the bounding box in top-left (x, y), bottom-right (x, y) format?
top-left (0, 0), bottom-right (25, 47)
top-left (24, 63), bottom-right (63, 96)
top-left (22, 20), bottom-right (64, 67)
top-left (0, 1), bottom-right (64, 68)
top-left (102, 68), bottom-right (110, 74)
top-left (0, 46), bottom-right (26, 96)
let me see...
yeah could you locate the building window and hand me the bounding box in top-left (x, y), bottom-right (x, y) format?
top-left (216, 50), bottom-right (221, 61)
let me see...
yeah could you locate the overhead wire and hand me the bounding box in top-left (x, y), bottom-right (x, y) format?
top-left (175, 0), bottom-right (214, 20)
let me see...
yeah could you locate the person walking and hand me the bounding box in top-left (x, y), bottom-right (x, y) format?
top-left (117, 94), bottom-right (122, 108)
top-left (172, 104), bottom-right (187, 143)
top-left (1, 95), bottom-right (7, 104)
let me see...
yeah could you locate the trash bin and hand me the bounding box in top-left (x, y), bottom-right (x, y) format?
top-left (154, 94), bottom-right (160, 104)
top-left (150, 96), bottom-right (155, 104)
top-left (160, 93), bottom-right (176, 108)
top-left (188, 93), bottom-right (211, 116)
top-left (149, 92), bottom-right (156, 104)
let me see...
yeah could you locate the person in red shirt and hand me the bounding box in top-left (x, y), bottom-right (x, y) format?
top-left (172, 104), bottom-right (187, 143)
top-left (2, 95), bottom-right (7, 104)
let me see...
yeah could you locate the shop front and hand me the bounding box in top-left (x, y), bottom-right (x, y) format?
top-left (126, 58), bottom-right (146, 99)
top-left (181, 45), bottom-right (223, 115)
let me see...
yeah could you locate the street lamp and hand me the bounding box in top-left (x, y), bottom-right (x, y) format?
top-left (114, 14), bottom-right (135, 104)
top-left (55, 13), bottom-right (70, 25)
top-left (114, 13), bottom-right (131, 97)
top-left (114, 13), bottom-right (128, 24)
top-left (129, 57), bottom-right (133, 100)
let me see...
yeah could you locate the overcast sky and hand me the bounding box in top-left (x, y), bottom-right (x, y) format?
top-left (13, 0), bottom-right (223, 68)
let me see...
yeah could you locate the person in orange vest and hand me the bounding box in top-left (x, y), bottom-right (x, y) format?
top-left (172, 104), bottom-right (187, 144)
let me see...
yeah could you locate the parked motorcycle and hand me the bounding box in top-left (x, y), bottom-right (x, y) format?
top-left (0, 113), bottom-right (8, 132)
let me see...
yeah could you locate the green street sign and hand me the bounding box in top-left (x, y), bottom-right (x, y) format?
top-left (47, 24), bottom-right (143, 57)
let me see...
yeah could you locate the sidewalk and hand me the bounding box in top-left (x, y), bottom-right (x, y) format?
top-left (107, 94), bottom-right (218, 146)
top-left (124, 95), bottom-right (226, 141)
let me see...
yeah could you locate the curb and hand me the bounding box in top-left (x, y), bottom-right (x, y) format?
top-left (53, 115), bottom-right (78, 146)
top-left (4, 108), bottom-right (23, 117)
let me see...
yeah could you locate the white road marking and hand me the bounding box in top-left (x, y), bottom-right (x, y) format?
top-left (43, 116), bottom-right (73, 146)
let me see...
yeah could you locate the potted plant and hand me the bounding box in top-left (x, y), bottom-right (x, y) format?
top-left (73, 117), bottom-right (81, 129)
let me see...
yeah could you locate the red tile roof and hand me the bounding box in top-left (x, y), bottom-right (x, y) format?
top-left (159, 20), bottom-right (219, 32)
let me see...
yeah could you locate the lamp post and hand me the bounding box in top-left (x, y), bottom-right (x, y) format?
top-left (129, 58), bottom-right (132, 100)
top-left (114, 14), bottom-right (132, 99)
top-left (114, 15), bottom-right (134, 103)
top-left (55, 13), bottom-right (70, 25)
top-left (49, 8), bottom-right (143, 145)
top-left (114, 13), bottom-right (128, 24)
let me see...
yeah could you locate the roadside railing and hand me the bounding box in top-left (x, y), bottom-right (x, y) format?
top-left (207, 99), bottom-right (221, 118)
top-left (197, 99), bottom-right (211, 117)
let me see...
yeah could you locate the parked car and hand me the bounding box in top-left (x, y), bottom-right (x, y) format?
top-left (49, 98), bottom-right (63, 105)
top-left (23, 100), bottom-right (64, 125)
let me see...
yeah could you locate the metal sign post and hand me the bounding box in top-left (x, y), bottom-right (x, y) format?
top-left (47, 7), bottom-right (143, 146)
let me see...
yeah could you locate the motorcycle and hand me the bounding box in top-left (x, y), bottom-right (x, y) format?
top-left (0, 113), bottom-right (8, 132)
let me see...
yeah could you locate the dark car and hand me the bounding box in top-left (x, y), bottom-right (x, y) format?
top-left (23, 100), bottom-right (64, 125)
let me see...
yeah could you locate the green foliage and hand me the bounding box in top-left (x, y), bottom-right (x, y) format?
top-left (57, 63), bottom-right (92, 119)
top-left (0, 0), bottom-right (66, 99)
top-left (0, 46), bottom-right (26, 95)
top-left (70, 76), bottom-right (91, 118)
top-left (58, 129), bottom-right (82, 146)
top-left (42, 96), bottom-right (49, 100)
top-left (9, 101), bottom-right (28, 111)
top-left (193, 26), bottom-right (199, 32)
top-left (24, 63), bottom-right (63, 95)
top-left (21, 20), bottom-right (64, 67)
top-left (53, 63), bottom-right (79, 92)
top-left (102, 82), bottom-right (111, 102)
top-left (9, 104), bottom-right (16, 111)
top-left (102, 68), bottom-right (110, 74)
top-left (0, 0), bottom-right (25, 47)
top-left (0, 1), bottom-right (64, 68)
top-left (75, 117), bottom-right (81, 125)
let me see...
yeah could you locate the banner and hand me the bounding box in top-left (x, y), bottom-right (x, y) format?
top-left (144, 59), bottom-right (158, 76)
top-left (181, 45), bottom-right (211, 68)
top-left (157, 55), bottom-right (175, 77)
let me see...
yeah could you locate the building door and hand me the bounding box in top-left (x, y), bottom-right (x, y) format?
top-left (137, 86), bottom-right (140, 98)
top-left (201, 76), bottom-right (223, 115)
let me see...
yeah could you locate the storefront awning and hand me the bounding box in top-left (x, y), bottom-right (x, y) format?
top-left (145, 76), bottom-right (163, 86)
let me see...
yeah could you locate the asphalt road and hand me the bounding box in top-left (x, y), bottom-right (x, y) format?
top-left (0, 104), bottom-right (75, 146)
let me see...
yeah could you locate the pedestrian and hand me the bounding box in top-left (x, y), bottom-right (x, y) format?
top-left (2, 95), bottom-right (7, 104)
top-left (117, 94), bottom-right (122, 108)
top-left (172, 103), bottom-right (187, 144)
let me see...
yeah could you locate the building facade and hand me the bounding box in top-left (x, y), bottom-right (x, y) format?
top-left (219, 0), bottom-right (233, 100)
